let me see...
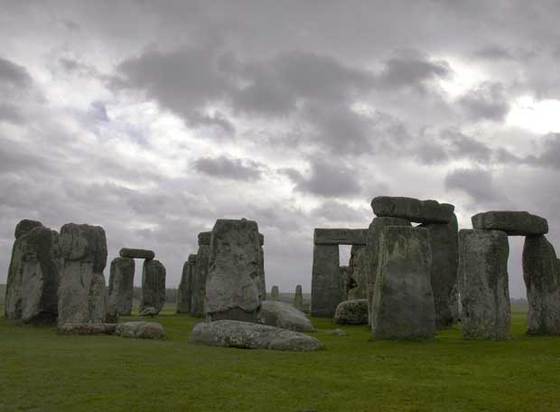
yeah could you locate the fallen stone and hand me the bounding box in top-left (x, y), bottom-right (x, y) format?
top-left (459, 229), bottom-right (510, 340)
top-left (58, 322), bottom-right (117, 335)
top-left (115, 321), bottom-right (165, 339)
top-left (5, 223), bottom-right (61, 324)
top-left (190, 320), bottom-right (323, 351)
top-left (140, 306), bottom-right (158, 317)
top-left (294, 284), bottom-right (304, 311)
top-left (140, 259), bottom-right (166, 314)
top-left (270, 285), bottom-right (280, 300)
top-left (327, 328), bottom-right (347, 336)
top-left (258, 300), bottom-right (314, 332)
top-left (108, 257), bottom-right (135, 316)
top-left (471, 211), bottom-right (548, 236)
top-left (119, 248), bottom-right (155, 260)
top-left (14, 219), bottom-right (43, 239)
top-left (205, 219), bottom-right (262, 321)
top-left (58, 223), bottom-right (108, 326)
top-left (523, 235), bottom-right (560, 335)
top-left (334, 299), bottom-right (369, 325)
top-left (372, 226), bottom-right (436, 339)
top-left (371, 196), bottom-right (454, 224)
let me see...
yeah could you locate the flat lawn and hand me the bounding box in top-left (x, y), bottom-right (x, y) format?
top-left (1, 306), bottom-right (559, 412)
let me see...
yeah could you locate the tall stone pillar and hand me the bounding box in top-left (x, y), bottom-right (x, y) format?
top-left (141, 259), bottom-right (166, 314)
top-left (108, 257), bottom-right (135, 316)
top-left (311, 243), bottom-right (342, 317)
top-left (294, 284), bottom-right (304, 311)
top-left (459, 229), bottom-right (510, 340)
top-left (176, 260), bottom-right (192, 314)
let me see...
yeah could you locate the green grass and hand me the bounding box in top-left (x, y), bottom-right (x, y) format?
top-left (1, 305), bottom-right (559, 412)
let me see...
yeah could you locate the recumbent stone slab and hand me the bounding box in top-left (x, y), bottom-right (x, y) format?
top-left (119, 248), bottom-right (155, 260)
top-left (257, 300), bottom-right (314, 332)
top-left (371, 196), bottom-right (454, 224)
top-left (108, 257), bottom-right (135, 316)
top-left (471, 211), bottom-right (548, 236)
top-left (458, 229), bottom-right (510, 340)
top-left (371, 226), bottom-right (436, 339)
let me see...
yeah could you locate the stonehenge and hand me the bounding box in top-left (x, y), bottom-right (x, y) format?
top-left (140, 259), bottom-right (166, 314)
top-left (270, 285), bottom-right (280, 300)
top-left (119, 248), bottom-right (155, 260)
top-left (472, 211), bottom-right (548, 236)
top-left (294, 284), bottom-right (304, 310)
top-left (108, 257), bottom-right (135, 316)
top-left (334, 299), bottom-right (368, 325)
top-left (176, 260), bottom-right (192, 314)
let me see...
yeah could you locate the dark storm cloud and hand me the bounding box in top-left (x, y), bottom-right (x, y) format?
top-left (458, 82), bottom-right (510, 122)
top-left (0, 56), bottom-right (32, 88)
top-left (193, 156), bottom-right (264, 181)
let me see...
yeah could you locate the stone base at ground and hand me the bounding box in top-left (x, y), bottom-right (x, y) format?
top-left (334, 299), bottom-right (368, 325)
top-left (115, 321), bottom-right (165, 339)
top-left (190, 320), bottom-right (323, 351)
top-left (257, 300), bottom-right (314, 332)
top-left (58, 323), bottom-right (117, 335)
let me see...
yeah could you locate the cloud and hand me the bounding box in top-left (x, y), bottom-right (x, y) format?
top-left (458, 82), bottom-right (510, 122)
top-left (444, 168), bottom-right (503, 204)
top-left (193, 156), bottom-right (264, 181)
top-left (0, 56), bottom-right (32, 89)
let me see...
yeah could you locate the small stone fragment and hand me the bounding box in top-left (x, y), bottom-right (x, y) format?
top-left (334, 299), bottom-right (369, 325)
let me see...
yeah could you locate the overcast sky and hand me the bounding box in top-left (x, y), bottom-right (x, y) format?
top-left (2, 1), bottom-right (560, 297)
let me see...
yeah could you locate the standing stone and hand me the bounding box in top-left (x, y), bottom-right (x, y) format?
top-left (191, 231), bottom-right (211, 317)
top-left (205, 219), bottom-right (261, 321)
top-left (365, 217), bottom-right (411, 325)
top-left (372, 226), bottom-right (435, 339)
top-left (140, 259), bottom-right (166, 314)
top-left (257, 233), bottom-right (266, 301)
top-left (5, 222), bottom-right (61, 324)
top-left (270, 285), bottom-right (280, 300)
top-left (108, 257), bottom-right (135, 316)
top-left (347, 245), bottom-right (367, 300)
top-left (419, 214), bottom-right (459, 329)
top-left (458, 230), bottom-right (510, 340)
top-left (311, 243), bottom-right (342, 317)
top-left (188, 254), bottom-right (202, 317)
top-left (294, 284), bottom-right (304, 311)
top-left (58, 223), bottom-right (108, 326)
top-left (176, 260), bottom-right (192, 314)
top-left (523, 235), bottom-right (560, 335)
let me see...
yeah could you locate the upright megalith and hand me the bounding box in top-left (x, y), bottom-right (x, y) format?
top-left (141, 259), bottom-right (166, 314)
top-left (347, 245), bottom-right (367, 300)
top-left (420, 214), bottom-right (459, 329)
top-left (257, 233), bottom-right (266, 301)
top-left (108, 257), bottom-right (135, 316)
top-left (270, 285), bottom-right (280, 300)
top-left (58, 223), bottom-right (108, 326)
top-left (458, 229), bottom-right (510, 340)
top-left (5, 221), bottom-right (61, 324)
top-left (371, 196), bottom-right (454, 224)
top-left (472, 211), bottom-right (548, 236)
top-left (294, 284), bottom-right (304, 311)
top-left (191, 232), bottom-right (211, 317)
top-left (205, 218), bottom-right (262, 321)
top-left (523, 235), bottom-right (560, 335)
top-left (365, 217), bottom-right (411, 325)
top-left (176, 260), bottom-right (192, 314)
top-left (371, 226), bottom-right (435, 339)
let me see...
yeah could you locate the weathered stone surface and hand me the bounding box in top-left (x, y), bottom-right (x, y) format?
top-left (472, 211), bottom-right (548, 236)
top-left (371, 196), bottom-right (454, 224)
top-left (188, 254), bottom-right (203, 317)
top-left (311, 244), bottom-right (343, 317)
top-left (347, 245), bottom-right (367, 300)
top-left (334, 299), bottom-right (369, 325)
top-left (14, 219), bottom-right (43, 239)
top-left (140, 259), bottom-right (166, 314)
top-left (205, 219), bottom-right (261, 321)
top-left (365, 217), bottom-right (411, 326)
top-left (190, 320), bottom-right (323, 351)
top-left (372, 226), bottom-right (436, 339)
top-left (314, 228), bottom-right (368, 245)
top-left (140, 306), bottom-right (158, 317)
top-left (258, 300), bottom-right (314, 332)
top-left (419, 214), bottom-right (459, 329)
top-left (523, 235), bottom-right (560, 335)
top-left (294, 284), bottom-right (304, 311)
top-left (58, 223), bottom-right (108, 326)
top-left (108, 257), bottom-right (135, 316)
top-left (176, 260), bottom-right (192, 314)
top-left (256, 235), bottom-right (266, 301)
top-left (5, 224), bottom-right (61, 324)
top-left (115, 321), bottom-right (165, 339)
top-left (198, 231), bottom-right (211, 245)
top-left (58, 322), bottom-right (117, 335)
top-left (119, 248), bottom-right (155, 260)
top-left (459, 230), bottom-right (510, 340)
top-left (270, 285), bottom-right (279, 300)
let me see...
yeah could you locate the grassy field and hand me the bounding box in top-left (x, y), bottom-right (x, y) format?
top-left (1, 305), bottom-right (559, 412)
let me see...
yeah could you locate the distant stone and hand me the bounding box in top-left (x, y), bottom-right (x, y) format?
top-left (334, 299), bottom-right (369, 325)
top-left (176, 260), bottom-right (193, 314)
top-left (327, 328), bottom-right (347, 336)
top-left (5, 224), bottom-right (61, 324)
top-left (108, 257), bottom-right (135, 316)
top-left (258, 300), bottom-right (314, 332)
top-left (190, 320), bottom-right (323, 351)
top-left (371, 196), bottom-right (454, 224)
top-left (205, 219), bottom-right (262, 321)
top-left (372, 226), bottom-right (436, 339)
top-left (459, 229), bottom-right (510, 340)
top-left (140, 259), bottom-right (166, 314)
top-left (140, 306), bottom-right (159, 317)
top-left (14, 219), bottom-right (43, 239)
top-left (270, 285), bottom-right (280, 300)
top-left (58, 322), bottom-right (117, 335)
top-left (294, 284), bottom-right (304, 311)
top-left (58, 223), bottom-right (108, 326)
top-left (523, 235), bottom-right (560, 335)
top-left (471, 211), bottom-right (548, 236)
top-left (119, 248), bottom-right (155, 260)
top-left (115, 321), bottom-right (165, 339)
